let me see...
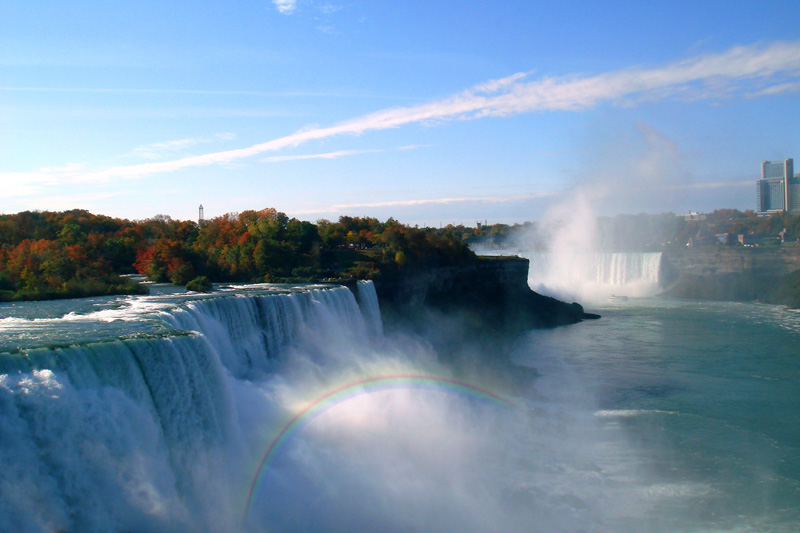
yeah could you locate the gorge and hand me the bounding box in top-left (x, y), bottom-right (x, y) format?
top-left (0, 273), bottom-right (599, 532)
top-left (511, 246), bottom-right (800, 306)
top-left (3, 250), bottom-right (800, 531)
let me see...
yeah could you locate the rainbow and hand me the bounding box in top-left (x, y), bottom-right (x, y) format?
top-left (243, 374), bottom-right (512, 521)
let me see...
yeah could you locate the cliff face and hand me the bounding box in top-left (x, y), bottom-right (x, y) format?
top-left (660, 246), bottom-right (800, 302)
top-left (661, 246), bottom-right (800, 281)
top-left (372, 256), bottom-right (591, 331)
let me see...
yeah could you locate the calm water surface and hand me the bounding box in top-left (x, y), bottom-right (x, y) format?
top-left (516, 297), bottom-right (800, 531)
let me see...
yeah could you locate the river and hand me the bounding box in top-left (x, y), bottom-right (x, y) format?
top-left (1, 277), bottom-right (798, 531)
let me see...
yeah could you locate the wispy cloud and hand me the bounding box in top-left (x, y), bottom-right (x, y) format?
top-left (273, 0), bottom-right (297, 15)
top-left (260, 144), bottom-right (424, 163)
top-left (748, 80), bottom-right (800, 97)
top-left (316, 3), bottom-right (344, 15)
top-left (4, 40), bottom-right (800, 196)
top-left (397, 144), bottom-right (432, 151)
top-left (128, 133), bottom-right (236, 160)
top-left (262, 149), bottom-right (382, 163)
top-left (326, 192), bottom-right (558, 211)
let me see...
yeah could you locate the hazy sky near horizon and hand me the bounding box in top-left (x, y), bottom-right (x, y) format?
top-left (2, 1), bottom-right (799, 225)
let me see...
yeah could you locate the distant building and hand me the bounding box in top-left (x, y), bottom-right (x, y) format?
top-left (680, 212), bottom-right (707, 221)
top-left (738, 233), bottom-right (781, 247)
top-left (757, 159), bottom-right (798, 215)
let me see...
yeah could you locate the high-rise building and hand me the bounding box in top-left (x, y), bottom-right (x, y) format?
top-left (757, 159), bottom-right (797, 215)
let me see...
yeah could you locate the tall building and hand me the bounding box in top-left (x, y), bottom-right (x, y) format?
top-left (757, 159), bottom-right (798, 215)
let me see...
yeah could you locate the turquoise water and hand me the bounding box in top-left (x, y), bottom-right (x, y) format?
top-left (516, 298), bottom-right (800, 531)
top-left (2, 283), bottom-right (799, 531)
top-left (0, 282), bottom-right (334, 352)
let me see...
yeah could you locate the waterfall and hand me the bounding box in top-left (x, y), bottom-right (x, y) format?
top-left (356, 280), bottom-right (384, 338)
top-left (0, 279), bottom-right (661, 532)
top-left (523, 251), bottom-right (663, 302)
top-left (162, 285), bottom-right (373, 379)
top-left (0, 335), bottom-right (238, 532)
top-left (0, 283), bottom-right (382, 533)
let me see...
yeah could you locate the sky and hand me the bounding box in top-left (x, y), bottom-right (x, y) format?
top-left (1, 1), bottom-right (799, 226)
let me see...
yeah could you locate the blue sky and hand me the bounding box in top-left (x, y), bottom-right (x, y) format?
top-left (1, 1), bottom-right (799, 225)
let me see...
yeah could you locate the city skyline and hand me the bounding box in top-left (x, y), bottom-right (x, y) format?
top-left (2, 1), bottom-right (799, 225)
top-left (757, 158), bottom-right (799, 216)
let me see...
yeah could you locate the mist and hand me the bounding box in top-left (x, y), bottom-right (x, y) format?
top-left (0, 284), bottom-right (643, 532)
top-left (504, 122), bottom-right (692, 303)
top-left (238, 293), bottom-right (648, 532)
top-left (2, 278), bottom-right (770, 531)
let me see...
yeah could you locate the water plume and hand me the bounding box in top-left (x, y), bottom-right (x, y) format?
top-left (0, 282), bottom-right (657, 532)
top-left (243, 374), bottom-right (513, 523)
top-left (516, 122), bottom-right (690, 303)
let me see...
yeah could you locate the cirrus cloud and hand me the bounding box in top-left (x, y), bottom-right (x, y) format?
top-left (3, 40), bottom-right (800, 197)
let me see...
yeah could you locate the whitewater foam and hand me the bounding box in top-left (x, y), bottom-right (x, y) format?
top-left (523, 251), bottom-right (663, 303)
top-left (5, 281), bottom-right (778, 532)
top-left (594, 409), bottom-right (680, 418)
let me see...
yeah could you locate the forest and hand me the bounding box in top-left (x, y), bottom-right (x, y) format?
top-left (0, 209), bottom-right (475, 301)
top-left (3, 207), bottom-right (798, 302)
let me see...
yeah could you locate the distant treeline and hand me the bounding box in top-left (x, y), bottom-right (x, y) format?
top-left (0, 209), bottom-right (475, 302)
top-left (5, 207), bottom-right (798, 302)
top-left (457, 209), bottom-right (800, 251)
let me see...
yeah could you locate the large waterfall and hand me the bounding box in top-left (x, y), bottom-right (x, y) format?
top-left (0, 283), bottom-right (389, 532)
top-left (523, 251), bottom-right (663, 303)
top-left (2, 279), bottom-right (699, 532)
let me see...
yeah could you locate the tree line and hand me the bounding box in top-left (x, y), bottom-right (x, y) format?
top-left (0, 209), bottom-right (476, 301)
top-left (7, 206), bottom-right (790, 302)
top-left (460, 209), bottom-right (800, 251)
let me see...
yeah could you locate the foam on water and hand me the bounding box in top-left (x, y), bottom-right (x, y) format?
top-left (2, 282), bottom-right (799, 531)
top-left (523, 251), bottom-right (664, 303)
top-left (594, 409), bottom-right (680, 418)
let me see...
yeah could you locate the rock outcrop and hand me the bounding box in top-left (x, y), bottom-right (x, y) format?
top-left (371, 256), bottom-right (595, 332)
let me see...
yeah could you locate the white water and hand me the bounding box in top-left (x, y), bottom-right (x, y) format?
top-left (523, 251), bottom-right (663, 303)
top-left (8, 280), bottom-right (790, 532)
top-left (0, 285), bottom-right (382, 532)
top-left (0, 281), bottom-right (658, 532)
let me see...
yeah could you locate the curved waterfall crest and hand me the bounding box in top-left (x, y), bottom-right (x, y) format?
top-left (0, 282), bottom-right (384, 532)
top-left (162, 284), bottom-right (377, 378)
top-left (523, 251), bottom-right (663, 302)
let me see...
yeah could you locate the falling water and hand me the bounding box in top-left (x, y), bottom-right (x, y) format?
top-left (523, 251), bottom-right (663, 303)
top-left (2, 280), bottom-right (799, 532)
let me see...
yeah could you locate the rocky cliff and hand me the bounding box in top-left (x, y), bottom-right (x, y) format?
top-left (660, 246), bottom-right (800, 302)
top-left (371, 256), bottom-right (595, 332)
